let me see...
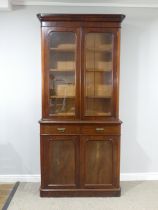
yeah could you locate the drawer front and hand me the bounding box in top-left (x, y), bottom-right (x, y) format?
top-left (41, 125), bottom-right (80, 135)
top-left (81, 125), bottom-right (120, 135)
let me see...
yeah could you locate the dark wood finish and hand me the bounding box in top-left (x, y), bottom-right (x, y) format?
top-left (41, 22), bottom-right (122, 28)
top-left (80, 136), bottom-right (120, 189)
top-left (81, 27), bottom-right (118, 120)
top-left (41, 27), bottom-right (81, 120)
top-left (40, 135), bottom-right (79, 189)
top-left (40, 188), bottom-right (121, 197)
top-left (37, 14), bottom-right (125, 28)
top-left (83, 136), bottom-right (113, 186)
top-left (80, 125), bottom-right (120, 135)
top-left (38, 14), bottom-right (125, 197)
top-left (40, 124), bottom-right (120, 135)
top-left (39, 120), bottom-right (122, 124)
top-left (41, 125), bottom-right (80, 135)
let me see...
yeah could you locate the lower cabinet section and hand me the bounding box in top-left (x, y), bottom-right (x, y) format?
top-left (81, 136), bottom-right (119, 188)
top-left (41, 135), bottom-right (79, 189)
top-left (40, 124), bottom-right (121, 197)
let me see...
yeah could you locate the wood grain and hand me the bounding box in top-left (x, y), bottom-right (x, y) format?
top-left (41, 135), bottom-right (80, 189)
top-left (38, 14), bottom-right (125, 197)
top-left (0, 184), bottom-right (14, 209)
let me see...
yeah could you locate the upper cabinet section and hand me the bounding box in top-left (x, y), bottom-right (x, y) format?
top-left (42, 27), bottom-right (80, 120)
top-left (38, 14), bottom-right (125, 120)
top-left (49, 31), bottom-right (77, 117)
top-left (84, 31), bottom-right (114, 117)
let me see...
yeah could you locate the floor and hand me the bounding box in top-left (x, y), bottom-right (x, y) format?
top-left (7, 181), bottom-right (158, 210)
top-left (0, 183), bottom-right (14, 209)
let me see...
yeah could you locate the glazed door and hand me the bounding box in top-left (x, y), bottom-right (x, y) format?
top-left (82, 28), bottom-right (119, 120)
top-left (80, 136), bottom-right (120, 188)
top-left (42, 27), bottom-right (80, 120)
top-left (41, 135), bottom-right (80, 189)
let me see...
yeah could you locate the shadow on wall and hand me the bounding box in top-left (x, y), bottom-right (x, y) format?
top-left (0, 143), bottom-right (24, 174)
top-left (120, 20), bottom-right (150, 173)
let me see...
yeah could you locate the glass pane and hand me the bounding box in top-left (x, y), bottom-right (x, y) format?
top-left (85, 33), bottom-right (113, 116)
top-left (48, 32), bottom-right (76, 116)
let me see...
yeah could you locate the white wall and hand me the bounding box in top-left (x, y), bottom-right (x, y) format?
top-left (0, 6), bottom-right (158, 180)
top-left (120, 14), bottom-right (158, 174)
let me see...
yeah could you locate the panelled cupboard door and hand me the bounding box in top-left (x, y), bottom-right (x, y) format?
top-left (42, 27), bottom-right (81, 120)
top-left (41, 135), bottom-right (80, 189)
top-left (80, 136), bottom-right (120, 188)
top-left (81, 28), bottom-right (119, 120)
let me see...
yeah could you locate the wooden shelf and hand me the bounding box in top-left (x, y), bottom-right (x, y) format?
top-left (85, 112), bottom-right (111, 116)
top-left (86, 47), bottom-right (112, 52)
top-left (86, 96), bottom-right (112, 99)
top-left (86, 69), bottom-right (112, 72)
top-left (50, 96), bottom-right (75, 99)
top-left (50, 47), bottom-right (75, 52)
top-left (50, 112), bottom-right (75, 116)
top-left (50, 69), bottom-right (75, 72)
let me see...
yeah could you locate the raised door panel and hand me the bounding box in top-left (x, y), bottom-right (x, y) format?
top-left (81, 136), bottom-right (120, 188)
top-left (81, 28), bottom-right (119, 120)
top-left (41, 135), bottom-right (79, 189)
top-left (42, 27), bottom-right (81, 120)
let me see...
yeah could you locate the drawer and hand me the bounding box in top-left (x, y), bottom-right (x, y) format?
top-left (40, 125), bottom-right (80, 135)
top-left (81, 125), bottom-right (120, 135)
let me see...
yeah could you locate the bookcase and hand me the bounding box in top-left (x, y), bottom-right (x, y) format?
top-left (37, 14), bottom-right (125, 197)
